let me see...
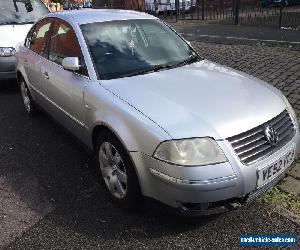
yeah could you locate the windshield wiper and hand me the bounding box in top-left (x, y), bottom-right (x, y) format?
top-left (122, 64), bottom-right (173, 78)
top-left (171, 54), bottom-right (201, 68)
top-left (122, 54), bottom-right (201, 78)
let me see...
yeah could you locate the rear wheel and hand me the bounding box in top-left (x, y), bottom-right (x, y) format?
top-left (96, 130), bottom-right (141, 209)
top-left (20, 78), bottom-right (36, 116)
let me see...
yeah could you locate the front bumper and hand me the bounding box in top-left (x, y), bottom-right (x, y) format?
top-left (131, 128), bottom-right (299, 215)
top-left (0, 56), bottom-right (17, 80)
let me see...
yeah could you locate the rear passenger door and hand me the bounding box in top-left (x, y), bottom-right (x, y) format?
top-left (42, 18), bottom-right (89, 137)
top-left (24, 18), bottom-right (52, 102)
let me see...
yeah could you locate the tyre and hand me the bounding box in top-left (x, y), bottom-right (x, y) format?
top-left (20, 78), bottom-right (36, 116)
top-left (95, 130), bottom-right (141, 209)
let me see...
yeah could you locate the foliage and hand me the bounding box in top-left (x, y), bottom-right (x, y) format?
top-left (262, 186), bottom-right (300, 220)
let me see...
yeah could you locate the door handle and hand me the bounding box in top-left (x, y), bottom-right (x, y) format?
top-left (85, 103), bottom-right (91, 110)
top-left (42, 71), bottom-right (49, 80)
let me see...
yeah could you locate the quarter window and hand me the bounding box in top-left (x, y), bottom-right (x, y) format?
top-left (47, 19), bottom-right (88, 76)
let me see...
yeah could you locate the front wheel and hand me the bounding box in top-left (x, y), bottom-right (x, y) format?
top-left (20, 79), bottom-right (36, 116)
top-left (96, 130), bottom-right (141, 209)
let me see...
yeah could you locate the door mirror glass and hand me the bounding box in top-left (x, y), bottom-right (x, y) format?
top-left (62, 57), bottom-right (81, 71)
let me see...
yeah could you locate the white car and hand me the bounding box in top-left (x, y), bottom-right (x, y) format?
top-left (0, 0), bottom-right (48, 81)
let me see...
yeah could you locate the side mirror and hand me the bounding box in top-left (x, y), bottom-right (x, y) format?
top-left (62, 57), bottom-right (81, 71)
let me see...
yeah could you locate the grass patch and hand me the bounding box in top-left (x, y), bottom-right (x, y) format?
top-left (262, 187), bottom-right (300, 220)
top-left (261, 158), bottom-right (300, 220)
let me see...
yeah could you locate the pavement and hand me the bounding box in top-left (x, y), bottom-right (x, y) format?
top-left (170, 22), bottom-right (300, 49)
top-left (282, 161), bottom-right (300, 197)
top-left (1, 25), bottom-right (300, 249)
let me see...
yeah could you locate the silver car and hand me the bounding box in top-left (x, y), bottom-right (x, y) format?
top-left (17, 10), bottom-right (299, 215)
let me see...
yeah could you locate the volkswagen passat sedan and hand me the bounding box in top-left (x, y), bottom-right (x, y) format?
top-left (16, 10), bottom-right (299, 215)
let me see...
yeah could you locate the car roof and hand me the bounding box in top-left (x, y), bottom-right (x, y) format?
top-left (48, 9), bottom-right (156, 25)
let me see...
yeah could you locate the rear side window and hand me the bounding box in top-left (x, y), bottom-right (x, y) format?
top-left (28, 19), bottom-right (52, 55)
top-left (47, 19), bottom-right (88, 76)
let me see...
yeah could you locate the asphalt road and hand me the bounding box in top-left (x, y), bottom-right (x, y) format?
top-left (0, 81), bottom-right (299, 249)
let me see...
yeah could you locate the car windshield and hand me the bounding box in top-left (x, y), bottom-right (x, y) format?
top-left (81, 19), bottom-right (200, 80)
top-left (0, 0), bottom-right (49, 25)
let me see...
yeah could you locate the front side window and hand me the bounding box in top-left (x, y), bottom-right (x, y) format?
top-left (0, 0), bottom-right (49, 25)
top-left (29, 19), bottom-right (52, 55)
top-left (47, 19), bottom-right (88, 76)
top-left (81, 19), bottom-right (199, 80)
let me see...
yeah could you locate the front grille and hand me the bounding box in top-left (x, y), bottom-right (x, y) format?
top-left (227, 110), bottom-right (295, 165)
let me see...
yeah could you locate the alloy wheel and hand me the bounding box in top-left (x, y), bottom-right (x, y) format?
top-left (98, 141), bottom-right (128, 199)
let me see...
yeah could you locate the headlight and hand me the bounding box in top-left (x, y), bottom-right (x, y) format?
top-left (0, 47), bottom-right (16, 57)
top-left (154, 138), bottom-right (227, 166)
top-left (283, 96), bottom-right (297, 122)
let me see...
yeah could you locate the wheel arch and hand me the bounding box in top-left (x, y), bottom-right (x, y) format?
top-left (91, 123), bottom-right (143, 192)
top-left (16, 70), bottom-right (30, 90)
top-left (16, 70), bottom-right (24, 84)
top-left (91, 123), bottom-right (130, 154)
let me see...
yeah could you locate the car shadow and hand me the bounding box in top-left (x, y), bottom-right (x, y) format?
top-left (36, 188), bottom-right (222, 242)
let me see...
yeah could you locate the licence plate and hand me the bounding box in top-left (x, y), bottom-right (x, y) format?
top-left (257, 147), bottom-right (295, 187)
